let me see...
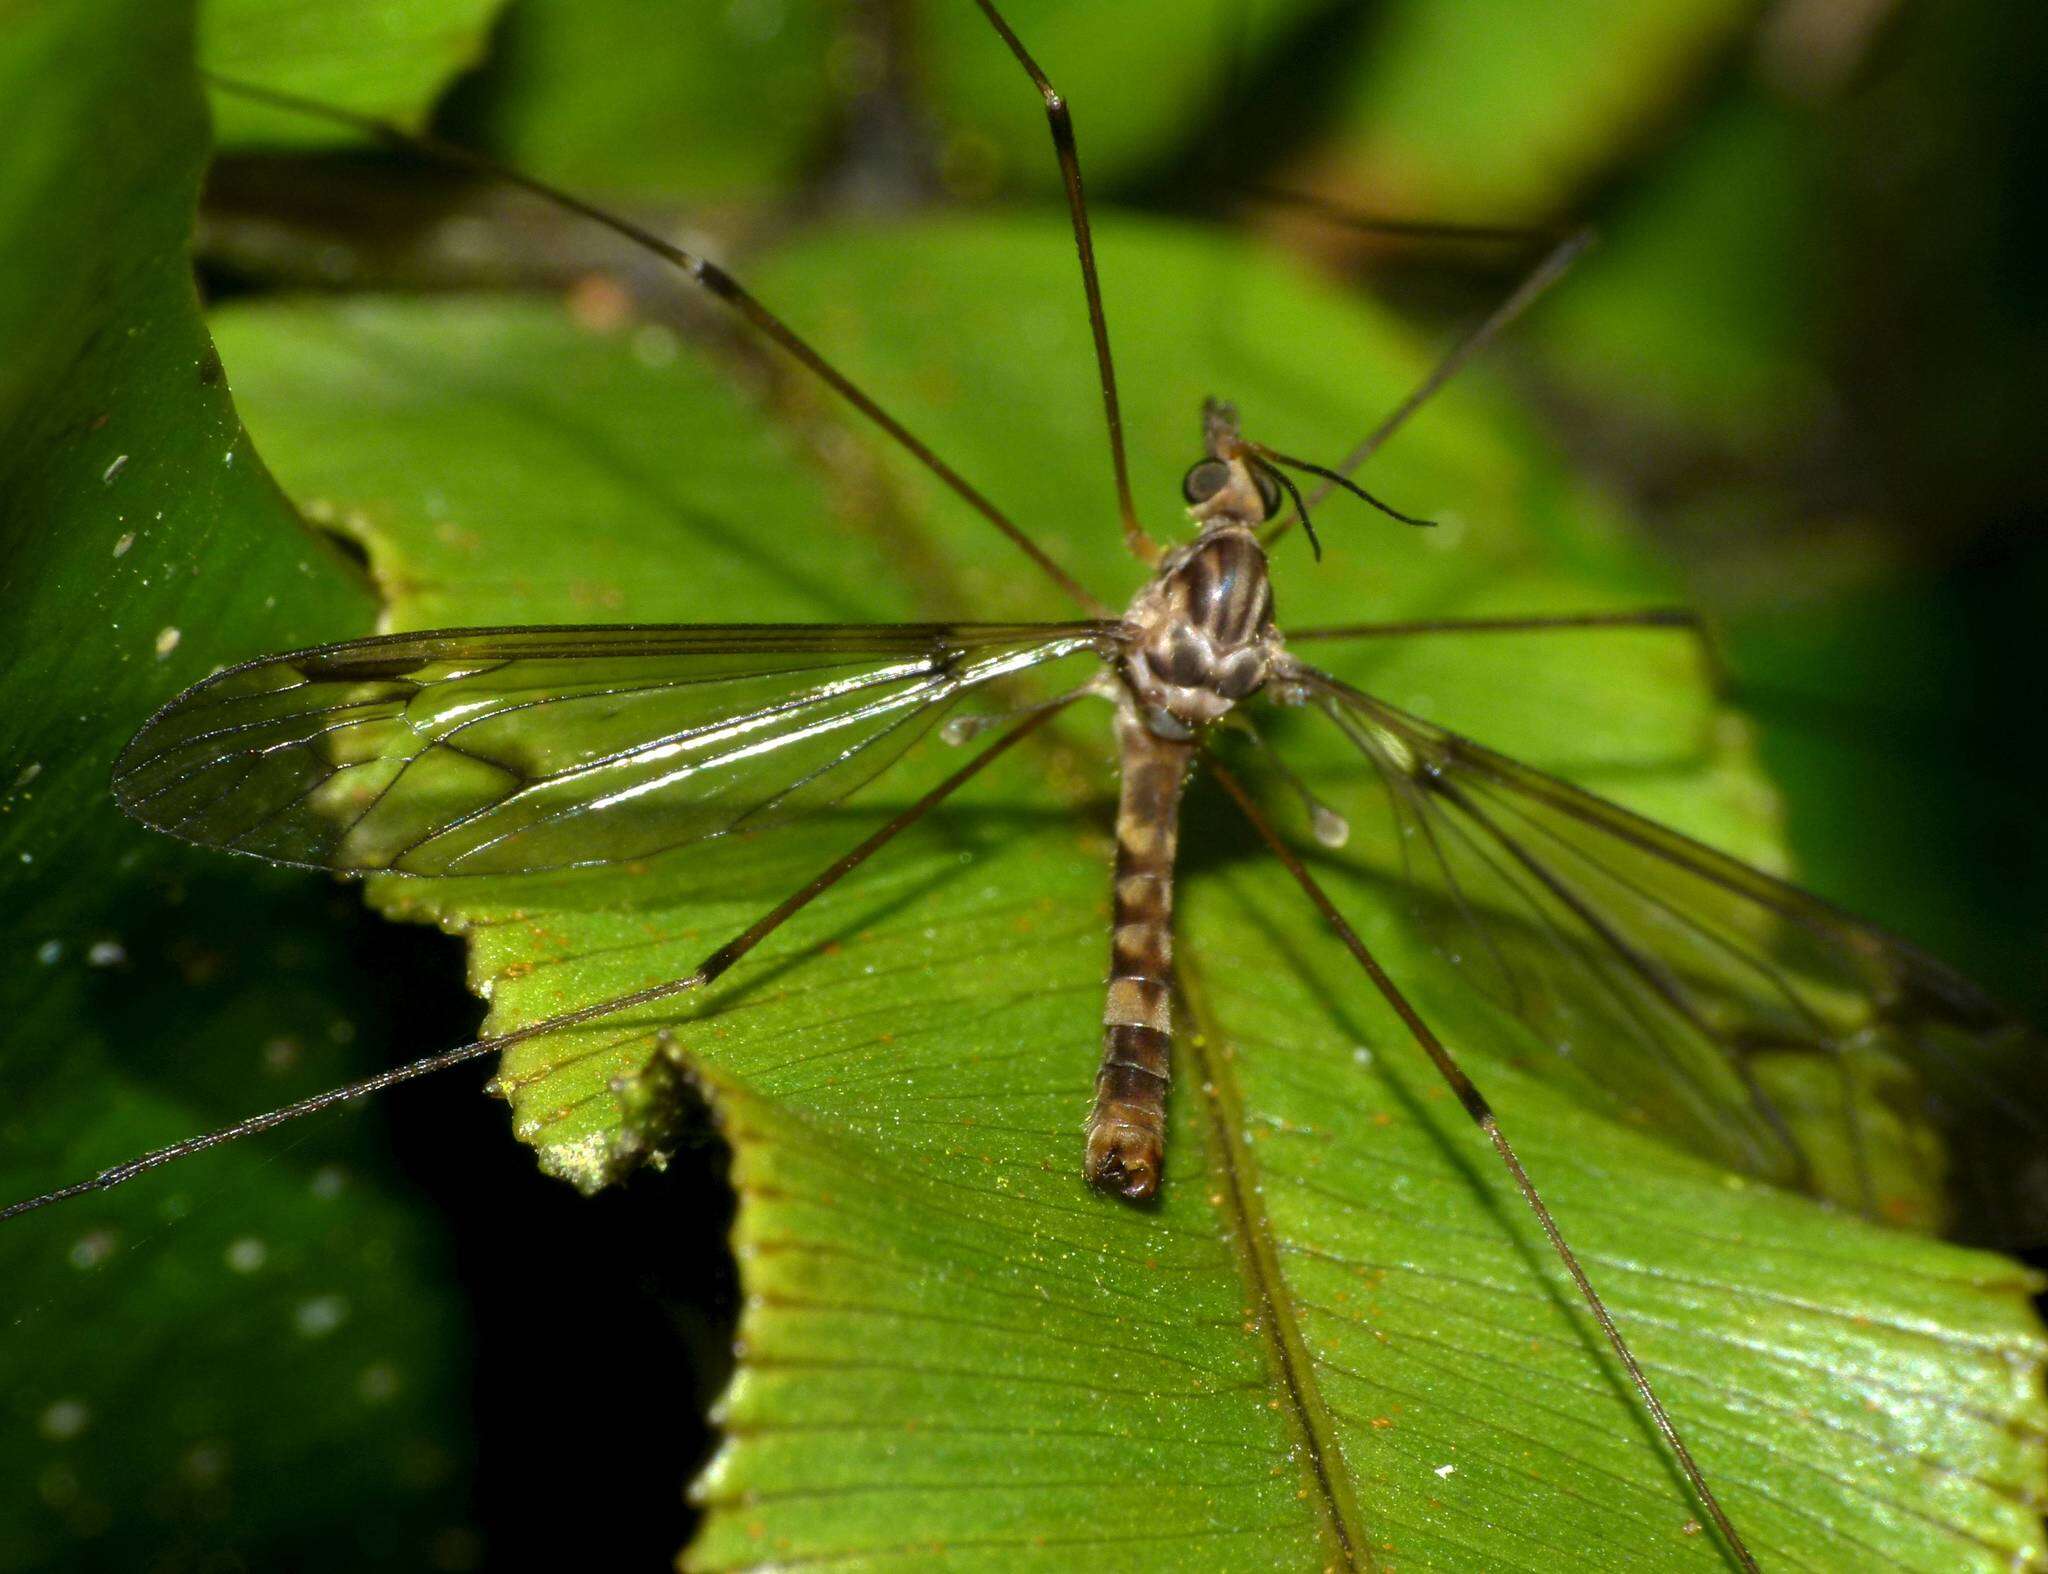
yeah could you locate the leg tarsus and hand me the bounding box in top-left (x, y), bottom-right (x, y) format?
top-left (970, 0), bottom-right (1152, 562)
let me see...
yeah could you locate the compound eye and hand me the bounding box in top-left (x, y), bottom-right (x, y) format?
top-left (1251, 465), bottom-right (1283, 522)
top-left (1181, 459), bottom-right (1231, 507)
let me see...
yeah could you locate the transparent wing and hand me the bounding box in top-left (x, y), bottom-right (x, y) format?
top-left (115, 622), bottom-right (1110, 876)
top-left (1292, 665), bottom-right (2048, 1246)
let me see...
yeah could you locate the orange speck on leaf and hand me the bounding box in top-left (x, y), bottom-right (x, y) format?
top-left (566, 272), bottom-right (634, 332)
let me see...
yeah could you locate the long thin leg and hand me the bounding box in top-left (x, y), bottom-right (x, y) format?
top-left (1288, 608), bottom-right (1699, 641)
top-left (1219, 712), bottom-right (1351, 849)
top-left (1235, 184), bottom-right (1564, 247)
top-left (1197, 7), bottom-right (1557, 249)
top-left (1286, 607), bottom-right (1726, 693)
top-left (1206, 756), bottom-right (1759, 1574)
top-left (970, 2), bottom-right (1151, 562)
top-left (1265, 228), bottom-right (1595, 548)
top-left (0, 702), bottom-right (1069, 1224)
top-left (202, 73), bottom-right (1108, 618)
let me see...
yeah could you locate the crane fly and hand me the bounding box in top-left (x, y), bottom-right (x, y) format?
top-left (11, 4), bottom-right (2047, 1569)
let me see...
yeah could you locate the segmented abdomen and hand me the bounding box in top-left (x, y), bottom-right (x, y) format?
top-left (1084, 705), bottom-right (1194, 1199)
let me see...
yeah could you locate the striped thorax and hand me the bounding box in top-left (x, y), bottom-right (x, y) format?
top-left (1120, 406), bottom-right (1285, 739)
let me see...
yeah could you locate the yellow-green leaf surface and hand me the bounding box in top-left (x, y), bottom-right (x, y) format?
top-left (445, 0), bottom-right (839, 203)
top-left (918, 0), bottom-right (1330, 193)
top-left (209, 207), bottom-right (2048, 1569)
top-left (1309, 0), bottom-right (1758, 222)
top-left (202, 0), bottom-right (505, 147)
top-left (921, 0), bottom-right (1752, 218)
top-left (1532, 87), bottom-right (1829, 446)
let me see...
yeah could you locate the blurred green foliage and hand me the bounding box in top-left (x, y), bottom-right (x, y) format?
top-left (3, 0), bottom-right (2043, 1569)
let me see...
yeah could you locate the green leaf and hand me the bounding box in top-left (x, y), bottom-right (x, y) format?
top-left (444, 0), bottom-right (839, 202)
top-left (1314, 0), bottom-right (1758, 221)
top-left (202, 0), bottom-right (505, 146)
top-left (14, 3), bottom-right (2043, 1567)
top-left (918, 0), bottom-right (1330, 193)
top-left (1532, 86), bottom-right (1830, 445)
top-left (0, 2), bottom-right (480, 1566)
top-left (206, 210), bottom-right (2047, 1566)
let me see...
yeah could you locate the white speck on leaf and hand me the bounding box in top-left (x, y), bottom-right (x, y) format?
top-left (39, 1400), bottom-right (90, 1442)
top-left (225, 1237), bottom-right (268, 1274)
top-left (294, 1295), bottom-right (349, 1338)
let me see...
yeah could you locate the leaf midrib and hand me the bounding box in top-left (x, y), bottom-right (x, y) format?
top-left (1180, 946), bottom-right (1374, 1571)
top-left (756, 235), bottom-right (1381, 1562)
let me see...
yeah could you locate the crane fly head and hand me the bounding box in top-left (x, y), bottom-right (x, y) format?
top-left (1181, 398), bottom-right (1284, 532)
top-left (1183, 397), bottom-right (1332, 560)
top-left (1182, 397), bottom-right (1439, 563)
